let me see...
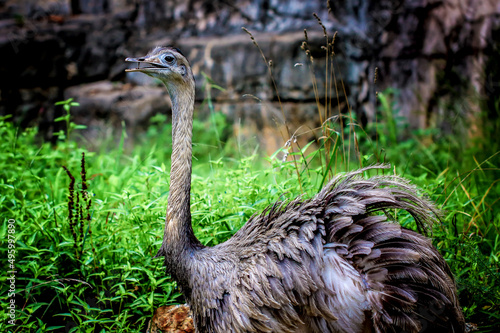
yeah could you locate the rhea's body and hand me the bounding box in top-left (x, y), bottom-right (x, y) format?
top-left (125, 46), bottom-right (464, 333)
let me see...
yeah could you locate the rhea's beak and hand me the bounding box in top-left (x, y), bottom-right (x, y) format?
top-left (125, 56), bottom-right (167, 72)
top-left (125, 57), bottom-right (144, 72)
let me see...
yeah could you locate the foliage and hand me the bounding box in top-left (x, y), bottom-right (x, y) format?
top-left (0, 100), bottom-right (279, 332)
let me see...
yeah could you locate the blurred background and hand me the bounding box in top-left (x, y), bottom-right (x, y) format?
top-left (1, 0), bottom-right (499, 155)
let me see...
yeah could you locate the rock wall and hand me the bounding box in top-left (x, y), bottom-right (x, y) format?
top-left (1, 0), bottom-right (499, 152)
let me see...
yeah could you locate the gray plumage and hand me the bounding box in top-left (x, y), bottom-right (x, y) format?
top-left (125, 47), bottom-right (465, 333)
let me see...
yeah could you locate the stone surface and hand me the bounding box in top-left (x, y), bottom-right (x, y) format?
top-left (63, 80), bottom-right (169, 143)
top-left (0, 0), bottom-right (499, 150)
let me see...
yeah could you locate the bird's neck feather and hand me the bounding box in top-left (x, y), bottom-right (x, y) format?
top-left (159, 81), bottom-right (202, 263)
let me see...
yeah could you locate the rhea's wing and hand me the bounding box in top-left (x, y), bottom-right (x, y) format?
top-left (200, 197), bottom-right (336, 332)
top-left (202, 171), bottom-right (369, 332)
top-left (191, 165), bottom-right (464, 333)
top-left (317, 167), bottom-right (465, 333)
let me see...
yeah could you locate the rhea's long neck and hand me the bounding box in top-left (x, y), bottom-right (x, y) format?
top-left (157, 81), bottom-right (202, 260)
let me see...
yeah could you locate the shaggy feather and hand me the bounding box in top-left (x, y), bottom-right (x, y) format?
top-left (182, 166), bottom-right (465, 332)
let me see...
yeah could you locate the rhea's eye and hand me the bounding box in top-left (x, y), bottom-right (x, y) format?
top-left (164, 54), bottom-right (175, 64)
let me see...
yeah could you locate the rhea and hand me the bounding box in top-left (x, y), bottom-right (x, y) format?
top-left (125, 47), bottom-right (464, 333)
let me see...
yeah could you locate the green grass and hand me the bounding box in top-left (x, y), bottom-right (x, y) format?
top-left (2, 28), bottom-right (500, 333)
top-left (1, 92), bottom-right (499, 331)
top-left (0, 108), bottom-right (295, 332)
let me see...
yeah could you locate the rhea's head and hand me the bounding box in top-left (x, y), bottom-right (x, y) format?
top-left (125, 46), bottom-right (194, 94)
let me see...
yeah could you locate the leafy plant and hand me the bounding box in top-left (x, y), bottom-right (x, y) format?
top-left (54, 98), bottom-right (84, 142)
